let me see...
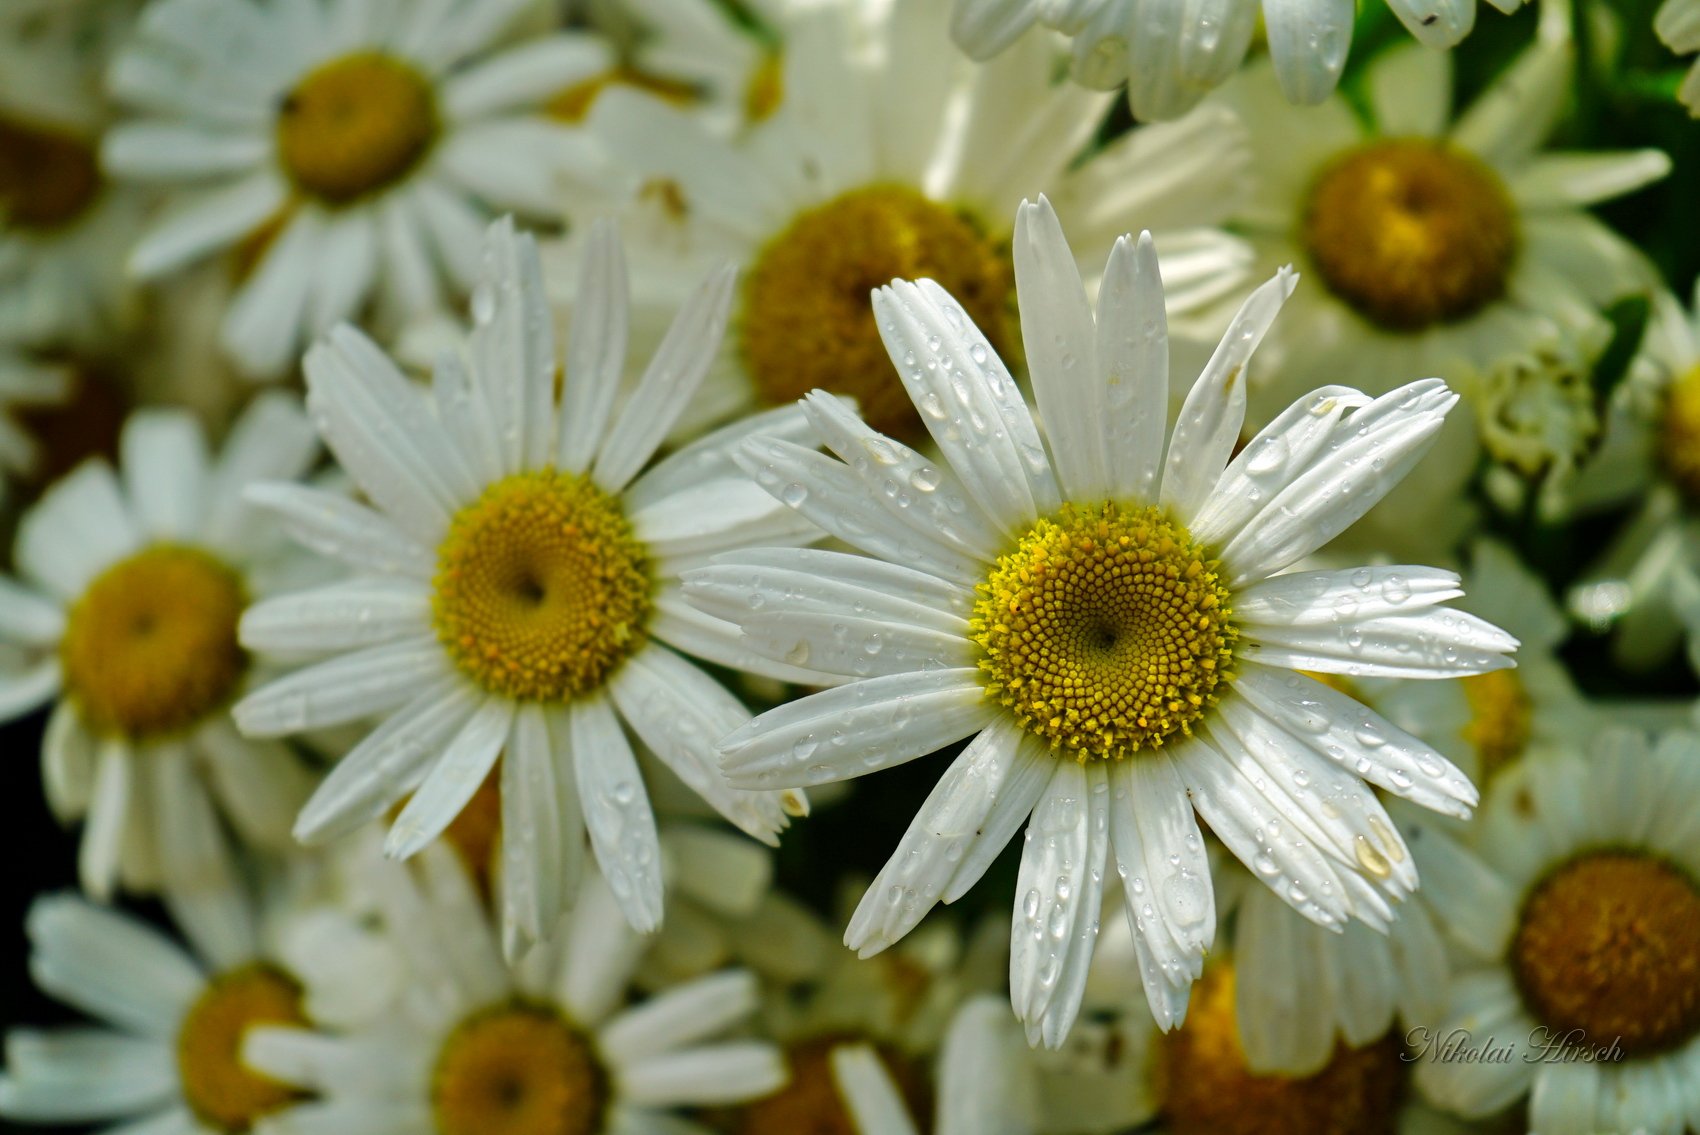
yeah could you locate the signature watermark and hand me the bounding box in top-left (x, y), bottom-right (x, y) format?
top-left (1403, 1027), bottom-right (1626, 1065)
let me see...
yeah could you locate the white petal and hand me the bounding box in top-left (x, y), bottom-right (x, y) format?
top-left (387, 697), bottom-right (513, 860)
top-left (624, 403), bottom-right (815, 514)
top-left (1233, 566), bottom-right (1463, 628)
top-left (682, 547), bottom-right (971, 632)
top-left (936, 997), bottom-right (1038, 1135)
top-left (951, 0), bottom-right (1040, 59)
top-left (241, 578), bottom-right (431, 654)
top-left (245, 481), bottom-right (435, 580)
top-left (125, 172), bottom-right (288, 278)
top-left (593, 263), bottom-right (738, 493)
top-left (221, 210), bottom-right (320, 379)
top-left (1239, 608), bottom-right (1517, 679)
top-left (1015, 197), bottom-right (1103, 502)
top-left (737, 609), bottom-right (976, 682)
top-left (1263, 0), bottom-right (1352, 104)
top-left (559, 218), bottom-right (630, 475)
top-left (0, 578), bottom-right (65, 646)
top-left (500, 704), bottom-right (581, 961)
top-left (632, 478), bottom-right (816, 564)
top-left (1384, 0), bottom-right (1475, 46)
top-left (468, 217), bottom-right (556, 475)
top-left (120, 410), bottom-right (208, 542)
top-left (1367, 43), bottom-right (1452, 136)
top-left (830, 1045), bottom-right (921, 1135)
top-left (1451, 38), bottom-right (1571, 167)
top-left (442, 35), bottom-right (610, 119)
top-left (718, 670), bottom-right (992, 790)
top-left (0, 661), bottom-right (61, 721)
top-left (234, 637), bottom-right (450, 737)
top-left (600, 970), bottom-right (758, 1066)
top-left (78, 741), bottom-right (131, 903)
top-left (151, 745), bottom-right (254, 972)
top-left (846, 718), bottom-right (1028, 957)
top-left (1159, 266), bottom-right (1296, 523)
top-left (26, 894), bottom-right (202, 1036)
top-left (193, 718), bottom-right (313, 850)
top-left (647, 591), bottom-right (846, 688)
top-left (1510, 150), bottom-right (1673, 208)
top-left (17, 461), bottom-right (139, 601)
top-left (1030, 761), bottom-right (1112, 1049)
top-left (618, 1042), bottom-right (786, 1109)
top-left (1010, 761), bottom-right (1094, 1043)
top-left (572, 695), bottom-right (665, 933)
top-left (306, 210), bottom-right (379, 336)
top-left (873, 279), bottom-right (1060, 539)
top-left (0, 1029), bottom-right (177, 1122)
top-left (201, 393), bottom-right (319, 553)
top-left (558, 869), bottom-right (644, 1024)
top-left (1097, 232), bottom-right (1170, 504)
top-left (291, 675), bottom-right (477, 844)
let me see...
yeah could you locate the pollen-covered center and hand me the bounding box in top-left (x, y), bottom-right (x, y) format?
top-left (972, 502), bottom-right (1235, 761)
top-left (0, 113), bottom-right (102, 230)
top-left (177, 964), bottom-right (308, 1133)
top-left (742, 184), bottom-right (1011, 441)
top-left (433, 1003), bottom-right (609, 1135)
top-left (1512, 850), bottom-right (1700, 1057)
top-left (276, 51), bottom-right (438, 206)
top-left (1303, 139), bottom-right (1517, 332)
top-left (433, 470), bottom-right (651, 701)
top-left (1459, 669), bottom-right (1532, 783)
top-left (1658, 362), bottom-right (1700, 502)
top-left (1158, 964), bottom-right (1407, 1135)
top-left (736, 1036), bottom-right (931, 1135)
top-left (60, 545), bottom-right (249, 739)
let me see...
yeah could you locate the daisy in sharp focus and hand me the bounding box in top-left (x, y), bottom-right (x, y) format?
top-left (102, 0), bottom-right (614, 379)
top-left (686, 195), bottom-right (1516, 1047)
top-left (568, 0), bottom-right (1251, 444)
top-left (242, 845), bottom-right (786, 1135)
top-left (1210, 38), bottom-right (1667, 428)
top-left (1414, 728), bottom-right (1700, 1134)
top-left (0, 393), bottom-right (322, 901)
top-left (948, 0), bottom-right (1523, 121)
top-left (234, 216), bottom-right (824, 951)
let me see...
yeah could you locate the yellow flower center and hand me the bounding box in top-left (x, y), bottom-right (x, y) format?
top-left (432, 470), bottom-right (651, 702)
top-left (276, 51), bottom-right (438, 207)
top-left (59, 545), bottom-right (249, 739)
top-left (736, 1037), bottom-right (929, 1135)
top-left (177, 965), bottom-right (308, 1134)
top-left (742, 185), bottom-right (1011, 441)
top-left (545, 67), bottom-right (698, 123)
top-left (1658, 362), bottom-right (1700, 502)
top-left (743, 53), bottom-right (784, 123)
top-left (1158, 964), bottom-right (1406, 1135)
top-left (972, 503), bottom-right (1235, 761)
top-left (1302, 139), bottom-right (1517, 332)
top-left (1512, 851), bottom-right (1700, 1057)
top-left (432, 1003), bottom-right (608, 1135)
top-left (0, 113), bottom-right (102, 231)
top-left (1459, 669), bottom-right (1531, 783)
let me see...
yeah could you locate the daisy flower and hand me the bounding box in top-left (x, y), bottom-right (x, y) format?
top-left (0, 393), bottom-right (321, 900)
top-left (949, 0), bottom-right (1524, 121)
top-left (102, 0), bottom-right (612, 378)
top-left (1210, 40), bottom-right (1667, 425)
top-left (0, 867), bottom-right (393, 1134)
top-left (0, 5), bottom-right (143, 348)
top-left (233, 217), bottom-right (819, 949)
top-left (570, 0), bottom-right (1250, 443)
top-left (1413, 728), bottom-right (1700, 1133)
top-left (243, 845), bottom-right (786, 1135)
top-left (687, 195), bottom-right (1516, 1046)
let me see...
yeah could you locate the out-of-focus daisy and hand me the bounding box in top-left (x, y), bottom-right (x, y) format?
top-left (0, 4), bottom-right (143, 348)
top-left (0, 870), bottom-right (393, 1134)
top-left (570, 0), bottom-right (1250, 442)
top-left (245, 846), bottom-right (785, 1135)
top-left (1569, 286), bottom-right (1700, 674)
top-left (688, 197), bottom-right (1514, 1045)
top-left (0, 352), bottom-right (71, 495)
top-left (103, 0), bottom-right (610, 378)
top-left (0, 394), bottom-right (321, 900)
top-left (949, 0), bottom-right (1523, 120)
top-left (1211, 40), bottom-right (1666, 426)
top-left (234, 218), bottom-right (818, 947)
top-left (1414, 729), bottom-right (1700, 1133)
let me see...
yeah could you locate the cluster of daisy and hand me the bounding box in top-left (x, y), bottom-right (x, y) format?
top-left (3, 0), bottom-right (1700, 1133)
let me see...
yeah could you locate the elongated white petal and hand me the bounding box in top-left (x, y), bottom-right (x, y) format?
top-left (1010, 761), bottom-right (1093, 1039)
top-left (847, 718), bottom-right (1028, 956)
top-left (599, 970), bottom-right (758, 1066)
top-left (1264, 0), bottom-right (1352, 104)
top-left (17, 462), bottom-right (139, 601)
top-left (624, 403), bottom-right (814, 513)
top-left (1160, 267), bottom-right (1296, 523)
top-left (1030, 762), bottom-right (1112, 1049)
top-left (1239, 608), bottom-right (1517, 679)
top-left (0, 1030), bottom-right (177, 1122)
top-left (26, 894), bottom-right (202, 1036)
top-left (500, 704), bottom-right (579, 961)
top-left (738, 610), bottom-right (977, 681)
top-left (618, 1041), bottom-right (786, 1108)
top-left (386, 697), bottom-right (513, 860)
top-left (572, 695), bottom-right (665, 933)
top-left (245, 482), bottom-right (435, 579)
top-left (468, 217), bottom-right (556, 475)
top-left (1016, 197), bottom-right (1104, 502)
top-left (682, 548), bottom-right (972, 635)
top-left (1097, 232), bottom-right (1170, 504)
top-left (718, 670), bottom-right (992, 790)
top-left (831, 1045), bottom-right (921, 1135)
top-left (151, 746), bottom-right (253, 972)
top-left (234, 638), bottom-right (450, 737)
top-left (120, 409), bottom-right (208, 542)
top-left (873, 279), bottom-right (1059, 539)
top-left (240, 579), bottom-right (431, 653)
top-left (1233, 566), bottom-right (1463, 629)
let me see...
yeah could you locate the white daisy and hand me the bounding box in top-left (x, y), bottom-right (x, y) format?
top-left (102, 0), bottom-right (612, 378)
top-left (233, 216), bottom-right (818, 949)
top-left (1209, 40), bottom-right (1667, 427)
top-left (948, 0), bottom-right (1524, 120)
top-left (687, 195), bottom-right (1516, 1047)
top-left (0, 867), bottom-right (394, 1134)
top-left (242, 845), bottom-right (786, 1135)
top-left (0, 393), bottom-right (322, 900)
top-left (1413, 728), bottom-right (1700, 1134)
top-left (0, 4), bottom-right (143, 348)
top-left (569, 0), bottom-right (1251, 443)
